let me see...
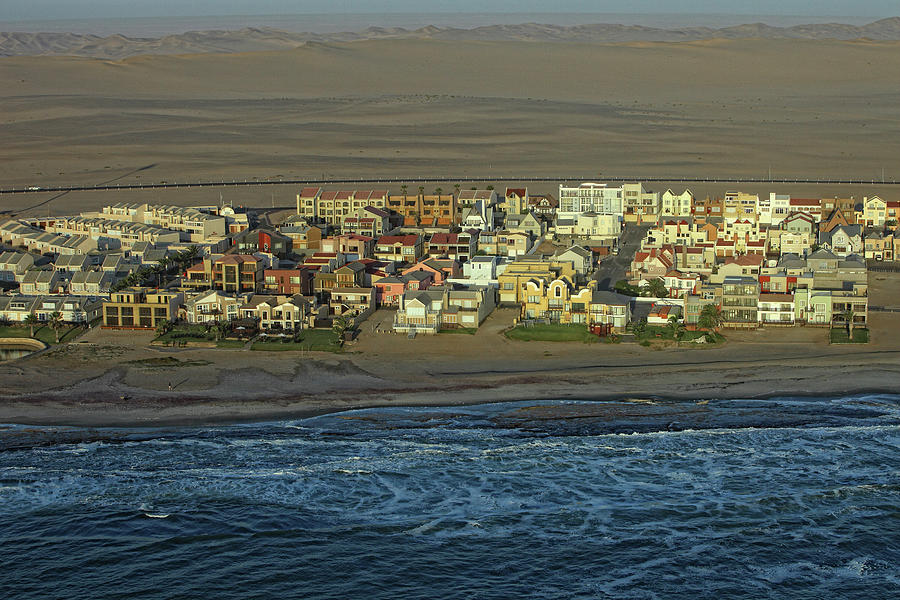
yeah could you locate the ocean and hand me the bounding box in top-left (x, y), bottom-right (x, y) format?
top-left (1, 395), bottom-right (899, 599)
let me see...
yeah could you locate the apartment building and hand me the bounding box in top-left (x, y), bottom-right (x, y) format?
top-left (102, 288), bottom-right (183, 329)
top-left (558, 183), bottom-right (624, 219)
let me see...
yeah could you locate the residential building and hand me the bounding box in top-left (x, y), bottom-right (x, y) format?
top-left (442, 286), bottom-right (497, 329)
top-left (102, 288), bottom-right (183, 328)
top-left (386, 192), bottom-right (457, 227)
top-left (819, 225), bottom-right (863, 258)
top-left (330, 287), bottom-right (375, 318)
top-left (279, 222), bottom-right (323, 250)
top-left (320, 234), bottom-right (375, 260)
top-left (241, 294), bottom-right (315, 330)
top-left (660, 189), bottom-right (694, 217)
top-left (20, 270), bottom-right (64, 295)
top-left (393, 288), bottom-right (446, 334)
top-left (501, 188), bottom-right (528, 214)
top-left (263, 268), bottom-right (315, 296)
top-left (0, 251), bottom-right (35, 283)
top-left (402, 258), bottom-right (460, 286)
top-left (758, 293), bottom-right (795, 325)
top-left (720, 276), bottom-right (760, 328)
top-left (497, 257), bottom-right (576, 305)
top-left (558, 182), bottom-right (624, 218)
top-left (526, 193), bottom-right (558, 218)
top-left (0, 294), bottom-right (102, 323)
top-left (477, 231), bottom-right (533, 258)
top-left (341, 206), bottom-right (391, 237)
top-left (374, 234), bottom-right (424, 264)
top-left (68, 270), bottom-right (116, 295)
top-left (232, 228), bottom-right (292, 257)
top-left (427, 232), bottom-right (477, 262)
top-left (100, 203), bottom-right (226, 241)
top-left (623, 182), bottom-right (660, 221)
top-left (182, 290), bottom-right (248, 323)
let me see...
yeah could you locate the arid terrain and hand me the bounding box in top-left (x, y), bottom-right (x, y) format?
top-left (0, 34), bottom-right (899, 217)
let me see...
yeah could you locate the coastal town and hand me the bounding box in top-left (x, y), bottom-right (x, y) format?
top-left (0, 181), bottom-right (895, 350)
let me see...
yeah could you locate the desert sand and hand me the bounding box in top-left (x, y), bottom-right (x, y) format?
top-left (0, 37), bottom-right (899, 210)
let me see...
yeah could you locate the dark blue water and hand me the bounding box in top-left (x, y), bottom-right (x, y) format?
top-left (2, 395), bottom-right (899, 599)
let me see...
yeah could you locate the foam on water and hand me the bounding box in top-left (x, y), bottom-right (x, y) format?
top-left (1, 395), bottom-right (899, 599)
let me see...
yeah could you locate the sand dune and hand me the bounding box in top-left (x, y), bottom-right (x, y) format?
top-left (2, 18), bottom-right (900, 59)
top-left (1, 37), bottom-right (898, 211)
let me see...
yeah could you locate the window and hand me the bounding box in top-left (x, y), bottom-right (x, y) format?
top-left (554, 286), bottom-right (562, 298)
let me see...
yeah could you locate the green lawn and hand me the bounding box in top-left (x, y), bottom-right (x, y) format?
top-left (215, 340), bottom-right (247, 349)
top-left (438, 327), bottom-right (477, 335)
top-left (632, 325), bottom-right (724, 345)
top-left (830, 328), bottom-right (869, 344)
top-left (154, 324), bottom-right (220, 344)
top-left (505, 323), bottom-right (598, 343)
top-left (0, 324), bottom-right (85, 344)
top-left (252, 329), bottom-right (343, 352)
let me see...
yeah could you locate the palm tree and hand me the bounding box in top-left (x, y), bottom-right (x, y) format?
top-left (454, 183), bottom-right (460, 196)
top-left (24, 313), bottom-right (39, 338)
top-left (840, 308), bottom-right (855, 338)
top-left (417, 185), bottom-right (425, 197)
top-left (48, 311), bottom-right (64, 343)
top-left (697, 304), bottom-right (722, 331)
top-left (332, 315), bottom-right (354, 345)
top-left (667, 314), bottom-right (685, 341)
top-left (400, 184), bottom-right (408, 198)
top-left (628, 318), bottom-right (647, 338)
top-left (434, 187), bottom-right (443, 196)
top-left (645, 278), bottom-right (668, 298)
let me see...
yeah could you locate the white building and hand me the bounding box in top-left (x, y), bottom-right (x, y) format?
top-left (558, 183), bottom-right (624, 219)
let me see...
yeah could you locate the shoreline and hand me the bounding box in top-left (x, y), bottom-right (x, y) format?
top-left (3, 309), bottom-right (899, 430)
top-left (2, 360), bottom-right (899, 429)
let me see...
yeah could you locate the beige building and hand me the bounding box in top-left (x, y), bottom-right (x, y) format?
top-left (102, 288), bottom-right (183, 329)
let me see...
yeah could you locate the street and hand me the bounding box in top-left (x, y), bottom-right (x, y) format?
top-left (593, 223), bottom-right (652, 290)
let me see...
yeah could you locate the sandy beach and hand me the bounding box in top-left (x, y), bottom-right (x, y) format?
top-left (1, 302), bottom-right (899, 427)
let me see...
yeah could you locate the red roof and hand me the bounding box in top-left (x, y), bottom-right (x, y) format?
top-left (506, 187), bottom-right (527, 197)
top-left (430, 233), bottom-right (458, 244)
top-left (299, 187), bottom-right (321, 197)
top-left (320, 191), bottom-right (337, 201)
top-left (377, 234), bottom-right (419, 246)
top-left (336, 190), bottom-right (353, 200)
top-left (725, 254), bottom-right (764, 266)
top-left (790, 199), bottom-right (819, 206)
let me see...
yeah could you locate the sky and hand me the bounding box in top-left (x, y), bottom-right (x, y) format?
top-left (2, 1), bottom-right (897, 21)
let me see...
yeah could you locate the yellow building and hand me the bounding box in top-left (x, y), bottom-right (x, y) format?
top-left (102, 288), bottom-right (183, 329)
top-left (497, 257), bottom-right (576, 305)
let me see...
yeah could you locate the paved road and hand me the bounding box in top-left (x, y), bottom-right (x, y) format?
top-left (3, 175), bottom-right (898, 195)
top-left (593, 223), bottom-right (653, 291)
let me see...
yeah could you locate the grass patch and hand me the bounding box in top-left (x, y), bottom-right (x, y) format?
top-left (252, 329), bottom-right (343, 352)
top-left (0, 324), bottom-right (85, 344)
top-left (126, 357), bottom-right (212, 368)
top-left (215, 340), bottom-right (246, 349)
top-left (154, 324), bottom-right (218, 343)
top-left (632, 325), bottom-right (724, 346)
top-left (438, 328), bottom-right (477, 335)
top-left (830, 328), bottom-right (869, 344)
top-left (505, 323), bottom-right (598, 343)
